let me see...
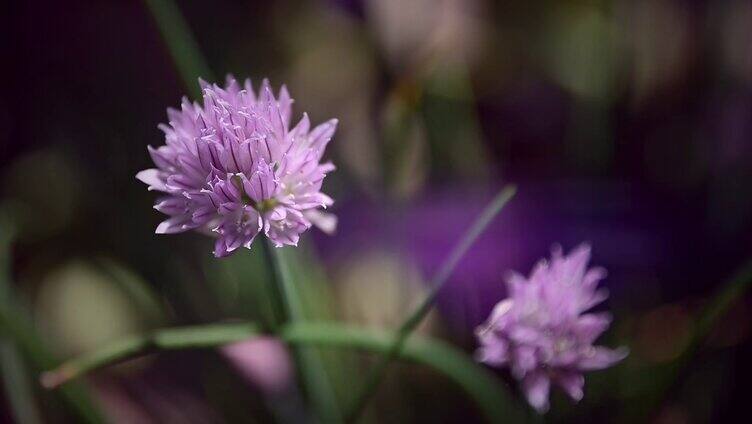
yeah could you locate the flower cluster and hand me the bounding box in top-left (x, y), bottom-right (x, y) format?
top-left (475, 244), bottom-right (627, 412)
top-left (137, 77), bottom-right (337, 257)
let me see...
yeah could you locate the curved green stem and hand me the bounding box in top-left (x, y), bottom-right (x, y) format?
top-left (345, 185), bottom-right (516, 422)
top-left (41, 322), bottom-right (522, 423)
top-left (265, 242), bottom-right (342, 423)
top-left (40, 322), bottom-right (262, 389)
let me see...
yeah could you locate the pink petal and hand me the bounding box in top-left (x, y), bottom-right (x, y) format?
top-left (555, 371), bottom-right (585, 402)
top-left (578, 346), bottom-right (628, 371)
top-left (522, 371), bottom-right (551, 413)
top-left (136, 169), bottom-right (167, 192)
top-left (304, 209), bottom-right (337, 235)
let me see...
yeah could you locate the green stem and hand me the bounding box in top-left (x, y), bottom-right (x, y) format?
top-left (0, 341), bottom-right (43, 424)
top-left (41, 322), bottom-right (523, 423)
top-left (142, 0), bottom-right (214, 98)
top-left (40, 322), bottom-right (261, 389)
top-left (646, 259), bottom-right (752, 416)
top-left (260, 241), bottom-right (287, 327)
top-left (345, 185), bottom-right (516, 422)
top-left (694, 260), bottom-right (752, 342)
top-left (265, 242), bottom-right (342, 423)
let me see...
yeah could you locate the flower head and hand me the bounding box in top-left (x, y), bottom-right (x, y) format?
top-left (137, 76), bottom-right (337, 257)
top-left (475, 244), bottom-right (627, 412)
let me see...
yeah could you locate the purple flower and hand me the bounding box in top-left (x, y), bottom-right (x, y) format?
top-left (137, 76), bottom-right (337, 257)
top-left (475, 244), bottom-right (627, 412)
top-left (221, 337), bottom-right (293, 394)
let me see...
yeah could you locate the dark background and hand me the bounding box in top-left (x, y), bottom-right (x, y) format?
top-left (3, 0), bottom-right (752, 422)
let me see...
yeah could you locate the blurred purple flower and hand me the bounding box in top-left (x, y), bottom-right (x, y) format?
top-left (137, 76), bottom-right (337, 257)
top-left (316, 184), bottom-right (665, 331)
top-left (475, 244), bottom-right (627, 412)
top-left (221, 337), bottom-right (294, 394)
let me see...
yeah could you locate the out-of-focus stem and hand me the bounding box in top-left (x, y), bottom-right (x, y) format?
top-left (0, 211), bottom-right (104, 424)
top-left (647, 259), bottom-right (752, 416)
top-left (142, 0), bottom-right (213, 98)
top-left (41, 322), bottom-right (522, 423)
top-left (264, 242), bottom-right (342, 423)
top-left (40, 322), bottom-right (262, 389)
top-left (694, 260), bottom-right (752, 342)
top-left (344, 185), bottom-right (517, 422)
top-left (0, 339), bottom-right (43, 424)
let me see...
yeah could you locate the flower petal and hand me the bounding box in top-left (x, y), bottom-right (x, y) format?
top-left (155, 215), bottom-right (192, 234)
top-left (136, 169), bottom-right (167, 192)
top-left (522, 371), bottom-right (551, 413)
top-left (578, 346), bottom-right (628, 371)
top-left (303, 209), bottom-right (337, 235)
top-left (555, 371), bottom-right (584, 402)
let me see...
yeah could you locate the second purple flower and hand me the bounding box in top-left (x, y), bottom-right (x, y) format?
top-left (475, 244), bottom-right (628, 412)
top-left (137, 77), bottom-right (338, 257)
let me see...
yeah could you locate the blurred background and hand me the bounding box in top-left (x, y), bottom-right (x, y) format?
top-left (3, 0), bottom-right (752, 422)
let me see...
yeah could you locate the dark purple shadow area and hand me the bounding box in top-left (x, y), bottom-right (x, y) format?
top-left (316, 180), bottom-right (752, 332)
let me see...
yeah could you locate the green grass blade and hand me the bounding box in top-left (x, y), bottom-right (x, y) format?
top-left (0, 210), bottom-right (105, 423)
top-left (266, 243), bottom-right (342, 423)
top-left (346, 185), bottom-right (517, 421)
top-left (142, 0), bottom-right (214, 98)
top-left (639, 259), bottom-right (752, 417)
top-left (0, 341), bottom-right (43, 424)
